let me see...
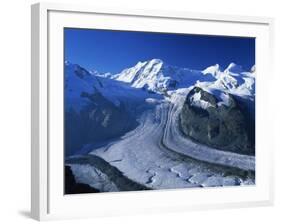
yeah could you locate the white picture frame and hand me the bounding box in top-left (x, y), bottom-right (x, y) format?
top-left (31, 2), bottom-right (274, 221)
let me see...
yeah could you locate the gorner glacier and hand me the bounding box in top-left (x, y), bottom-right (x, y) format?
top-left (64, 59), bottom-right (255, 194)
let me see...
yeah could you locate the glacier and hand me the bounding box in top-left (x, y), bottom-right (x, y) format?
top-left (65, 59), bottom-right (256, 193)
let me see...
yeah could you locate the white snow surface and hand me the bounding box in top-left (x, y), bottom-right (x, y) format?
top-left (65, 61), bottom-right (159, 111)
top-left (202, 64), bottom-right (220, 77)
top-left (113, 59), bottom-right (216, 93)
top-left (201, 62), bottom-right (255, 99)
top-left (65, 62), bottom-right (97, 111)
top-left (189, 91), bottom-right (215, 109)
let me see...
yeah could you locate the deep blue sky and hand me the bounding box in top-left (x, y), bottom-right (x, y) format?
top-left (64, 28), bottom-right (255, 74)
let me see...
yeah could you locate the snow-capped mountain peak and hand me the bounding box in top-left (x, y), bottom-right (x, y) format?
top-left (202, 64), bottom-right (220, 77)
top-left (203, 62), bottom-right (245, 77)
top-left (113, 58), bottom-right (217, 93)
top-left (250, 65), bottom-right (256, 73)
top-left (224, 62), bottom-right (244, 74)
top-left (225, 62), bottom-right (237, 70)
top-left (113, 58), bottom-right (165, 91)
top-left (198, 62), bottom-right (255, 99)
top-left (147, 58), bottom-right (163, 65)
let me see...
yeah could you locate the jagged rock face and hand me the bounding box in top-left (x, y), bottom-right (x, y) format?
top-left (179, 87), bottom-right (255, 155)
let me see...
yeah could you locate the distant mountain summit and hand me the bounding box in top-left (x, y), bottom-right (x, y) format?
top-left (112, 58), bottom-right (215, 93)
top-left (200, 62), bottom-right (255, 99)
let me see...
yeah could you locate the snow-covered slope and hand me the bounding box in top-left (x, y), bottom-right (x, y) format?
top-left (65, 61), bottom-right (157, 111)
top-left (65, 61), bottom-right (101, 111)
top-left (64, 61), bottom-right (151, 156)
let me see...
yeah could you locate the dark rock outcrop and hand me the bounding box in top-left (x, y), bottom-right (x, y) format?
top-left (66, 155), bottom-right (151, 192)
top-left (64, 165), bottom-right (100, 194)
top-left (179, 87), bottom-right (255, 155)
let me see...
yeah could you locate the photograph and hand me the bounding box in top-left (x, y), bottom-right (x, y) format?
top-left (64, 28), bottom-right (256, 194)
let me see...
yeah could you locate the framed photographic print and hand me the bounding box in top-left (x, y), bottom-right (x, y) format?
top-left (31, 2), bottom-right (274, 221)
